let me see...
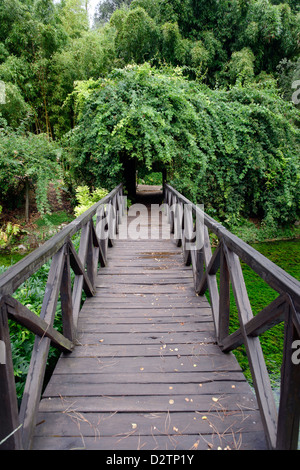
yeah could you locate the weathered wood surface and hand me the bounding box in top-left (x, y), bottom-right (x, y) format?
top-left (32, 194), bottom-right (267, 450)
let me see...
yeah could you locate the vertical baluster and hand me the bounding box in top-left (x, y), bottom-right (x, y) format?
top-left (174, 200), bottom-right (183, 247)
top-left (86, 220), bottom-right (96, 289)
top-left (191, 247), bottom-right (204, 294)
top-left (218, 243), bottom-right (230, 346)
top-left (169, 194), bottom-right (175, 234)
top-left (182, 204), bottom-right (193, 266)
top-left (107, 200), bottom-right (116, 247)
top-left (19, 248), bottom-right (65, 449)
top-left (96, 205), bottom-right (108, 267)
top-left (60, 243), bottom-right (75, 343)
top-left (72, 223), bottom-right (90, 327)
top-left (202, 225), bottom-right (220, 334)
top-left (0, 300), bottom-right (22, 449)
top-left (276, 298), bottom-right (300, 449)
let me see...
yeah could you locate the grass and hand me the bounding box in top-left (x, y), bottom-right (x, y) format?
top-left (35, 210), bottom-right (74, 228)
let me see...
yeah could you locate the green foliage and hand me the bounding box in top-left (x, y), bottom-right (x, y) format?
top-left (0, 205), bottom-right (21, 248)
top-left (67, 63), bottom-right (300, 228)
top-left (74, 185), bottom-right (109, 216)
top-left (0, 221), bottom-right (21, 249)
top-left (223, 48), bottom-right (256, 86)
top-left (138, 171), bottom-right (162, 185)
top-left (113, 6), bottom-right (159, 63)
top-left (0, 122), bottom-right (62, 215)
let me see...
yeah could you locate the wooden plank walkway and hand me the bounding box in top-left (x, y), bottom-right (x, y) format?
top-left (32, 189), bottom-right (267, 450)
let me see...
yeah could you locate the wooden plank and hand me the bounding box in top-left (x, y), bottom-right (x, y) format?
top-left (85, 297), bottom-right (208, 306)
top-left (80, 315), bottom-right (212, 324)
top-left (57, 343), bottom-right (237, 359)
top-left (75, 331), bottom-right (217, 345)
top-left (45, 370), bottom-right (248, 385)
top-left (79, 306), bottom-right (212, 315)
top-left (43, 377), bottom-right (252, 398)
top-left (52, 354), bottom-right (242, 375)
top-left (32, 431), bottom-right (267, 450)
top-left (75, 322), bottom-right (213, 334)
top-left (38, 392), bottom-right (258, 413)
top-left (34, 409), bottom-right (264, 437)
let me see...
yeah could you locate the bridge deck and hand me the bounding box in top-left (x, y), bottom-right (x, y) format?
top-left (32, 190), bottom-right (267, 450)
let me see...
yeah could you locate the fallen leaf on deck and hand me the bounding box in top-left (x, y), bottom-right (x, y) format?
top-left (191, 441), bottom-right (199, 450)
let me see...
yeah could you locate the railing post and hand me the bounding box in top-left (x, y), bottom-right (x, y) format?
top-left (169, 194), bottom-right (175, 234)
top-left (218, 243), bottom-right (230, 346)
top-left (96, 206), bottom-right (108, 266)
top-left (182, 204), bottom-right (193, 266)
top-left (191, 247), bottom-right (204, 294)
top-left (276, 299), bottom-right (300, 450)
top-left (86, 220), bottom-right (97, 290)
top-left (174, 200), bottom-right (183, 247)
top-left (19, 247), bottom-right (65, 449)
top-left (60, 243), bottom-right (75, 343)
top-left (0, 300), bottom-right (23, 449)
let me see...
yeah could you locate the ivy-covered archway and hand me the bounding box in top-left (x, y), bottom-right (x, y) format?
top-left (65, 63), bottom-right (300, 228)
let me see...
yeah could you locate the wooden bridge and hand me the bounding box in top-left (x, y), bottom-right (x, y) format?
top-left (0, 184), bottom-right (299, 450)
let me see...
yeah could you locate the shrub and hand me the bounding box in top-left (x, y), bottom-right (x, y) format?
top-left (65, 64), bottom-right (300, 228)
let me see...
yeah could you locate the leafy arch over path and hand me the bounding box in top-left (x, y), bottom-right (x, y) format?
top-left (65, 64), bottom-right (300, 227)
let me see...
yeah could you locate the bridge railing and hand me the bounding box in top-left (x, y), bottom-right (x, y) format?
top-left (0, 183), bottom-right (124, 450)
top-left (164, 184), bottom-right (300, 450)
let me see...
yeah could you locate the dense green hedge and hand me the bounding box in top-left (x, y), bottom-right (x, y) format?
top-left (65, 64), bottom-right (300, 228)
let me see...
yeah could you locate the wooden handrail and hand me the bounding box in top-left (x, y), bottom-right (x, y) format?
top-left (164, 183), bottom-right (300, 450)
top-left (0, 183), bottom-right (124, 450)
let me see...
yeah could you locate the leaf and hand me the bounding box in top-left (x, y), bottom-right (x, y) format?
top-left (191, 440), bottom-right (200, 450)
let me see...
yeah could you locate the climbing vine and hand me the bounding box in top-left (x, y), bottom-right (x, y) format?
top-left (65, 64), bottom-right (300, 228)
